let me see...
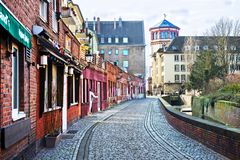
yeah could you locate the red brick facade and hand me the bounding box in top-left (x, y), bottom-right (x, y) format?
top-left (160, 99), bottom-right (240, 160)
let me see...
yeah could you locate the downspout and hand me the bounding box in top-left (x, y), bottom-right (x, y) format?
top-left (62, 65), bottom-right (68, 132)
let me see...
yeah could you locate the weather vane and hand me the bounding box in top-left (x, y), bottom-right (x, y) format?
top-left (164, 13), bottom-right (167, 19)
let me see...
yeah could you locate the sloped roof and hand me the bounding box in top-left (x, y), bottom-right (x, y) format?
top-left (88, 20), bottom-right (145, 45)
top-left (150, 19), bottom-right (180, 30)
top-left (164, 36), bottom-right (240, 53)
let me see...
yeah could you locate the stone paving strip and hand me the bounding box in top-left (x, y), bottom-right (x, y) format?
top-left (34, 100), bottom-right (135, 160)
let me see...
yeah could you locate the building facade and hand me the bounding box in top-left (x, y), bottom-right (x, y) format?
top-left (87, 18), bottom-right (146, 79)
top-left (158, 36), bottom-right (240, 94)
top-left (149, 18), bottom-right (180, 95)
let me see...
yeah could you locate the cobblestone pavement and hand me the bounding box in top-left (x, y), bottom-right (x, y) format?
top-left (88, 98), bottom-right (227, 160)
top-left (34, 101), bottom-right (135, 160)
top-left (34, 98), bottom-right (228, 160)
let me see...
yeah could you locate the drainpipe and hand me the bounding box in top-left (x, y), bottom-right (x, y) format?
top-left (62, 65), bottom-right (68, 132)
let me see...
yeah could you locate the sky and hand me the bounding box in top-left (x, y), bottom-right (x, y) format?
top-left (75, 0), bottom-right (240, 75)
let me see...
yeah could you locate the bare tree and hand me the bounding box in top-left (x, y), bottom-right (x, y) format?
top-left (205, 18), bottom-right (240, 75)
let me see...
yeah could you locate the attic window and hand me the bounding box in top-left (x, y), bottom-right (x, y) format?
top-left (195, 46), bottom-right (199, 51)
top-left (101, 37), bottom-right (104, 43)
top-left (230, 45), bottom-right (236, 51)
top-left (172, 46), bottom-right (177, 51)
top-left (108, 37), bottom-right (112, 43)
top-left (123, 37), bottom-right (128, 43)
top-left (184, 45), bottom-right (191, 51)
top-left (115, 37), bottom-right (119, 43)
top-left (203, 45), bottom-right (208, 50)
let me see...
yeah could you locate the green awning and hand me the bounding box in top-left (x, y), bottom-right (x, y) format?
top-left (0, 2), bottom-right (32, 48)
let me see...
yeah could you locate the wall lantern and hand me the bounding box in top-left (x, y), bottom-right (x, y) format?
top-left (85, 51), bottom-right (93, 64)
top-left (37, 55), bottom-right (48, 69)
top-left (68, 67), bottom-right (74, 75)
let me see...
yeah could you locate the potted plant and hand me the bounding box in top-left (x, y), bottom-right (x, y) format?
top-left (44, 85), bottom-right (62, 148)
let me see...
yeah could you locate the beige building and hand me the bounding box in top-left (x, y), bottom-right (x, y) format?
top-left (149, 18), bottom-right (180, 95)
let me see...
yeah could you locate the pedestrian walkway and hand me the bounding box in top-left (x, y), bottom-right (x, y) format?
top-left (34, 101), bottom-right (134, 160)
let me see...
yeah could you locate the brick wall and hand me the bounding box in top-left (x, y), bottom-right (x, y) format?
top-left (160, 98), bottom-right (240, 160)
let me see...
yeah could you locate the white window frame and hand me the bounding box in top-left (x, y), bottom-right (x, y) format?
top-left (39, 0), bottom-right (48, 22)
top-left (52, 0), bottom-right (58, 32)
top-left (123, 60), bottom-right (128, 68)
top-left (108, 37), bottom-right (112, 43)
top-left (71, 73), bottom-right (78, 105)
top-left (123, 37), bottom-right (128, 43)
top-left (115, 37), bottom-right (119, 43)
top-left (12, 44), bottom-right (26, 121)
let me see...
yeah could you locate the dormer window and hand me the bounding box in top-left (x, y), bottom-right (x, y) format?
top-left (123, 37), bottom-right (128, 43)
top-left (203, 45), bottom-right (208, 50)
top-left (184, 45), bottom-right (191, 51)
top-left (172, 46), bottom-right (177, 51)
top-left (108, 37), bottom-right (112, 43)
top-left (230, 45), bottom-right (236, 51)
top-left (100, 37), bottom-right (104, 43)
top-left (195, 45), bottom-right (199, 51)
top-left (115, 37), bottom-right (119, 43)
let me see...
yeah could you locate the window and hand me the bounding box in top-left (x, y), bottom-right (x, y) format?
top-left (100, 49), bottom-right (104, 54)
top-left (115, 49), bottom-right (119, 55)
top-left (195, 45), bottom-right (199, 51)
top-left (52, 0), bottom-right (58, 32)
top-left (213, 45), bottom-right (218, 50)
top-left (39, 0), bottom-right (48, 22)
top-left (108, 50), bottom-right (112, 54)
top-left (100, 37), bottom-right (104, 43)
top-left (108, 37), bottom-right (112, 43)
top-left (181, 65), bottom-right (186, 72)
top-left (82, 78), bottom-right (89, 103)
top-left (114, 60), bottom-right (119, 66)
top-left (123, 61), bottom-right (128, 68)
top-left (65, 35), bottom-right (71, 51)
top-left (230, 45), bottom-right (236, 51)
top-left (203, 45), bottom-right (208, 50)
top-left (185, 45), bottom-right (191, 51)
top-left (180, 55), bottom-right (185, 61)
top-left (187, 55), bottom-right (192, 62)
top-left (123, 49), bottom-right (128, 56)
top-left (12, 44), bottom-right (26, 120)
top-left (172, 46), bottom-right (177, 51)
top-left (68, 72), bottom-right (80, 105)
top-left (115, 37), bottom-right (119, 43)
top-left (123, 37), bottom-right (128, 43)
top-left (170, 32), bottom-right (175, 39)
top-left (161, 31), bottom-right (168, 39)
top-left (41, 61), bottom-right (64, 113)
top-left (174, 65), bottom-right (179, 72)
top-left (174, 55), bottom-right (179, 61)
top-left (175, 75), bottom-right (180, 82)
top-left (181, 75), bottom-right (186, 82)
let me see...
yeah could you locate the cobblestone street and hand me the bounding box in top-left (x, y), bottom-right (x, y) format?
top-left (35, 98), bottom-right (228, 160)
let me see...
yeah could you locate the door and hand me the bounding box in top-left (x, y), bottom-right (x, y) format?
top-left (97, 82), bottom-right (101, 111)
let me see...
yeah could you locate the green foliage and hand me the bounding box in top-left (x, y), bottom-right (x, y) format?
top-left (189, 51), bottom-right (225, 94)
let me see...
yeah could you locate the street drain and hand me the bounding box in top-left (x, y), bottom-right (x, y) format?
top-left (67, 130), bottom-right (78, 134)
top-left (61, 130), bottom-right (79, 139)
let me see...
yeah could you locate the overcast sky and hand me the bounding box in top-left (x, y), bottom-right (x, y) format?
top-left (75, 0), bottom-right (240, 74)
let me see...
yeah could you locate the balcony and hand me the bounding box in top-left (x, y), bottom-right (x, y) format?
top-left (61, 7), bottom-right (77, 25)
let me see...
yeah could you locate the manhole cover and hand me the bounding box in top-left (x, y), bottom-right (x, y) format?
top-left (67, 130), bottom-right (78, 134)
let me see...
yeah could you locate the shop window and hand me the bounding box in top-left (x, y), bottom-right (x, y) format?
top-left (68, 72), bottom-right (80, 106)
top-left (100, 49), bottom-right (104, 54)
top-left (82, 78), bottom-right (89, 103)
top-left (39, 0), bottom-right (48, 22)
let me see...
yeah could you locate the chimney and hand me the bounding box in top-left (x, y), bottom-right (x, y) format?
top-left (97, 17), bottom-right (100, 34)
top-left (85, 18), bottom-right (88, 28)
top-left (93, 16), bottom-right (96, 31)
top-left (119, 17), bottom-right (122, 28)
top-left (114, 18), bottom-right (116, 29)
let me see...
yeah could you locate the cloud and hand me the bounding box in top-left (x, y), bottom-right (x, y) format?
top-left (170, 9), bottom-right (190, 17)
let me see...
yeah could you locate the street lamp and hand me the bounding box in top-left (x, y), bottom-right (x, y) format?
top-left (85, 50), bottom-right (93, 64)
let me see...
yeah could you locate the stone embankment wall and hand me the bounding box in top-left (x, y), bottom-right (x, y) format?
top-left (160, 97), bottom-right (240, 160)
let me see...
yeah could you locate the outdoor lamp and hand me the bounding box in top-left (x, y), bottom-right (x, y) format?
top-left (85, 51), bottom-right (93, 64)
top-left (68, 67), bottom-right (74, 75)
top-left (37, 55), bottom-right (48, 69)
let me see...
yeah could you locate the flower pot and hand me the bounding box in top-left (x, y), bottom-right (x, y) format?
top-left (44, 133), bottom-right (61, 148)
